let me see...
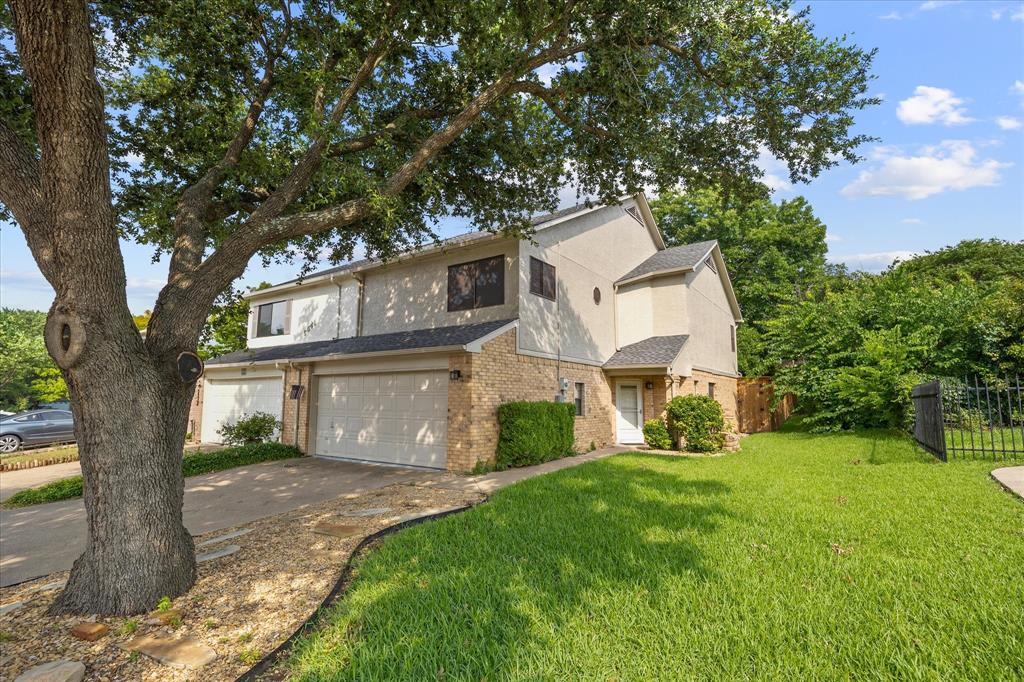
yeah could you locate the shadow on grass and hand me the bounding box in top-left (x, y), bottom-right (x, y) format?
top-left (288, 459), bottom-right (733, 680)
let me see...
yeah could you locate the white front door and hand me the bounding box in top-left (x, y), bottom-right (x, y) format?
top-left (314, 371), bottom-right (448, 469)
top-left (615, 383), bottom-right (644, 444)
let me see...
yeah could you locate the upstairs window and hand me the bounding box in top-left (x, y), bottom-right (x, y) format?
top-left (256, 300), bottom-right (288, 337)
top-left (574, 382), bottom-right (586, 416)
top-left (447, 255), bottom-right (505, 311)
top-left (730, 325), bottom-right (736, 352)
top-left (529, 256), bottom-right (556, 301)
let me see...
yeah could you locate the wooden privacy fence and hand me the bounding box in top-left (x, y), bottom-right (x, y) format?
top-left (736, 377), bottom-right (794, 434)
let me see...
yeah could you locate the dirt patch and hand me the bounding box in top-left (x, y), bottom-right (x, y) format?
top-left (0, 482), bottom-right (483, 681)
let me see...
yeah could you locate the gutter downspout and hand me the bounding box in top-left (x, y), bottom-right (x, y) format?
top-left (354, 273), bottom-right (365, 337)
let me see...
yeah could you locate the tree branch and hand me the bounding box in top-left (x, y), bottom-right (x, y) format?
top-left (327, 108), bottom-right (452, 157)
top-left (167, 35), bottom-right (282, 282)
top-left (0, 119), bottom-right (43, 226)
top-left (508, 81), bottom-right (612, 138)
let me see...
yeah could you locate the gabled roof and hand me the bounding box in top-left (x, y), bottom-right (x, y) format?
top-left (615, 240), bottom-right (719, 285)
top-left (603, 335), bottom-right (689, 368)
top-left (206, 319), bottom-right (517, 367)
top-left (248, 194), bottom-right (662, 299)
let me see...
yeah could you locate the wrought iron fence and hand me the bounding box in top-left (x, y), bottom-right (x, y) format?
top-left (912, 376), bottom-right (1024, 461)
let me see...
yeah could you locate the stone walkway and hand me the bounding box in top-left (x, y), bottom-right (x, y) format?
top-left (991, 466), bottom-right (1024, 499)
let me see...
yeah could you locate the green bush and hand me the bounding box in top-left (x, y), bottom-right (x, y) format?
top-left (642, 419), bottom-right (673, 450)
top-left (4, 442), bottom-right (300, 508)
top-left (495, 401), bottom-right (575, 470)
top-left (217, 411), bottom-right (281, 445)
top-left (665, 395), bottom-right (725, 452)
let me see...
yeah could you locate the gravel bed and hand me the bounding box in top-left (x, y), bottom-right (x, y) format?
top-left (0, 482), bottom-right (483, 681)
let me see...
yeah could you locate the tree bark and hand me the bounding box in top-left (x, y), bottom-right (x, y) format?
top-left (51, 333), bottom-right (197, 615)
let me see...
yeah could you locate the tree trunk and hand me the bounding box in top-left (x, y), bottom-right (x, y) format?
top-left (49, 310), bottom-right (197, 615)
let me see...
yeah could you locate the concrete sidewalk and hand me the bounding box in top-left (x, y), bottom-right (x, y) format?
top-left (0, 461), bottom-right (83, 502)
top-left (992, 466), bottom-right (1024, 499)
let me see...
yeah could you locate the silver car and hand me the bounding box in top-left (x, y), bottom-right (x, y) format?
top-left (0, 409), bottom-right (76, 453)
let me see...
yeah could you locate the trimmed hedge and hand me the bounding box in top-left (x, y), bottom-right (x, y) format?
top-left (495, 401), bottom-right (575, 470)
top-left (4, 442), bottom-right (300, 508)
top-left (642, 419), bottom-right (673, 450)
top-left (665, 394), bottom-right (725, 452)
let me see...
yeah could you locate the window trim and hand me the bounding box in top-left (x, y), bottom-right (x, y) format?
top-left (574, 382), bottom-right (586, 417)
top-left (255, 300), bottom-right (289, 338)
top-left (446, 255), bottom-right (506, 312)
top-left (529, 256), bottom-right (557, 301)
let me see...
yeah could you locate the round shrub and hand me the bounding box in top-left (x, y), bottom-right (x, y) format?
top-left (665, 395), bottom-right (725, 452)
top-left (642, 419), bottom-right (673, 450)
top-left (217, 411), bottom-right (281, 445)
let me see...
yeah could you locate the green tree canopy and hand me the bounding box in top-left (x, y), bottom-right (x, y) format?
top-left (889, 239), bottom-right (1024, 285)
top-left (650, 186), bottom-right (830, 373)
top-left (0, 308), bottom-right (67, 410)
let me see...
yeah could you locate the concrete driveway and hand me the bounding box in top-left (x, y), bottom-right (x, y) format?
top-left (0, 457), bottom-right (432, 587)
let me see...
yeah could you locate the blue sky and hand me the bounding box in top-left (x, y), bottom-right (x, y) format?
top-left (1, 0), bottom-right (1022, 313)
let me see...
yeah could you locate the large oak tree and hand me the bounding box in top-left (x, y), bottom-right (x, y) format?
top-left (0, 0), bottom-right (875, 614)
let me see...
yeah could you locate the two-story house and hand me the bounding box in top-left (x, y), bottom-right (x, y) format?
top-left (190, 193), bottom-right (743, 471)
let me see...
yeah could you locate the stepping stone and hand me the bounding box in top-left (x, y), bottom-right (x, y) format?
top-left (196, 544), bottom-right (240, 563)
top-left (121, 634), bottom-right (217, 669)
top-left (29, 580), bottom-right (66, 592)
top-left (70, 622), bottom-right (108, 641)
top-left (195, 528), bottom-right (252, 548)
top-left (396, 506), bottom-right (465, 523)
top-left (0, 601), bottom-right (25, 616)
top-left (343, 507), bottom-right (392, 517)
top-left (312, 522), bottom-right (361, 538)
top-left (13, 660), bottom-right (85, 682)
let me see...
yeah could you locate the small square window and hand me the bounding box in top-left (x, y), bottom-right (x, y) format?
top-left (574, 382), bottom-right (585, 416)
top-left (256, 301), bottom-right (288, 337)
top-left (529, 256), bottom-right (556, 300)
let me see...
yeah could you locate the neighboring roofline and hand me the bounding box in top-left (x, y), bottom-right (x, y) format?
top-left (205, 320), bottom-right (520, 369)
top-left (245, 194), bottom-right (659, 301)
top-left (602, 363), bottom-right (672, 371)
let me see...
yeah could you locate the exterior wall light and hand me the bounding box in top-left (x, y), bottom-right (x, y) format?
top-left (645, 381), bottom-right (654, 389)
top-left (450, 369), bottom-right (462, 381)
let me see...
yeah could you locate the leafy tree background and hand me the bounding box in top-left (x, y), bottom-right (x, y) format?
top-left (0, 308), bottom-right (68, 411)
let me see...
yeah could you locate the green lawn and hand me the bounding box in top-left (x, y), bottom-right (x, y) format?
top-left (287, 429), bottom-right (1024, 681)
top-left (3, 442), bottom-right (300, 507)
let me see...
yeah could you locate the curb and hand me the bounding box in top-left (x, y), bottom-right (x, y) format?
top-left (234, 503), bottom-right (479, 681)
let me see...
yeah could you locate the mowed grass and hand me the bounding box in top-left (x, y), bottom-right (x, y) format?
top-left (288, 428), bottom-right (1024, 681)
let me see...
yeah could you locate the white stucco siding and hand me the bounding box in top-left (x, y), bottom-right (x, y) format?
top-left (248, 280), bottom-right (359, 348)
top-left (519, 205), bottom-right (660, 364)
top-left (360, 240), bottom-right (519, 335)
top-left (650, 275), bottom-right (687, 337)
top-left (680, 261), bottom-right (738, 375)
top-left (614, 281), bottom-right (654, 348)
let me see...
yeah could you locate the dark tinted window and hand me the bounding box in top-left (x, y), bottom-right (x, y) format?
top-left (447, 256), bottom-right (505, 311)
top-left (529, 257), bottom-right (556, 300)
top-left (14, 413), bottom-right (45, 422)
top-left (574, 382), bottom-right (585, 417)
top-left (256, 301), bottom-right (287, 337)
top-left (708, 383), bottom-right (716, 399)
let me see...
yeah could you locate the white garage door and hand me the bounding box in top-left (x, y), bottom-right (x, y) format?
top-left (201, 376), bottom-right (283, 443)
top-left (315, 371), bottom-right (447, 469)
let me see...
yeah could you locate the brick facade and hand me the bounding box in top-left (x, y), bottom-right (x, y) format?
top-left (608, 369), bottom-right (739, 436)
top-left (446, 329), bottom-right (615, 471)
top-left (186, 379), bottom-right (203, 444)
top-left (280, 364), bottom-right (313, 453)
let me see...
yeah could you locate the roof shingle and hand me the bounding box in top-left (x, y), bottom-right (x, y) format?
top-left (616, 240), bottom-right (718, 284)
top-left (603, 335), bottom-right (689, 368)
top-left (206, 318), bottom-right (516, 366)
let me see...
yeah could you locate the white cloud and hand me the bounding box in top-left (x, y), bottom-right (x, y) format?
top-left (824, 233), bottom-right (842, 243)
top-left (919, 1), bottom-right (962, 10)
top-left (897, 86), bottom-right (974, 125)
top-left (879, 11), bottom-right (903, 20)
top-left (991, 8), bottom-right (1005, 20)
top-left (901, 217), bottom-right (925, 224)
top-left (997, 116), bottom-right (1022, 130)
top-left (841, 140), bottom-right (1009, 200)
top-left (830, 251), bottom-right (917, 273)
top-left (1013, 7), bottom-right (1024, 21)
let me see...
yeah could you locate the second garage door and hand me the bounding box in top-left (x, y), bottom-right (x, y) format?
top-left (201, 376), bottom-right (284, 443)
top-left (315, 371), bottom-right (448, 469)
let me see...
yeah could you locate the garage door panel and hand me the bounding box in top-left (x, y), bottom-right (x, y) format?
top-left (202, 377), bottom-right (283, 443)
top-left (315, 370), bottom-right (447, 468)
